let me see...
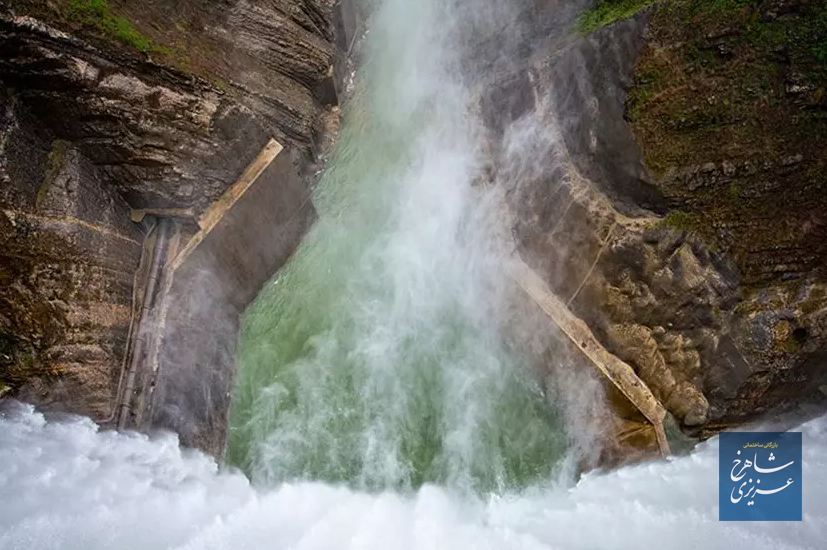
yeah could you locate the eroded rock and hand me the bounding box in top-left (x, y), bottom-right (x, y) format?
top-left (488, 0), bottom-right (827, 446)
top-left (0, 0), bottom-right (347, 430)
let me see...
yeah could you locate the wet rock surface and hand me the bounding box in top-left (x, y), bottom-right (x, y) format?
top-left (0, 0), bottom-right (346, 429)
top-left (488, 0), bottom-right (827, 442)
top-left (1, 94), bottom-right (142, 419)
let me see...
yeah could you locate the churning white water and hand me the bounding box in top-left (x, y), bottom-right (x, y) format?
top-left (1, 403), bottom-right (826, 550)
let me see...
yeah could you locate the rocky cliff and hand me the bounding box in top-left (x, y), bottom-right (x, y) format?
top-left (483, 0), bottom-right (827, 449)
top-left (621, 0), bottom-right (827, 435)
top-left (0, 0), bottom-right (348, 436)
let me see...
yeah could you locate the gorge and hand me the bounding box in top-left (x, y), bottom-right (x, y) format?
top-left (1, 0), bottom-right (827, 547)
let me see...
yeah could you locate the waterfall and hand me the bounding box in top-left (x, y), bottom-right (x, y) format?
top-left (2, 1), bottom-right (827, 549)
top-left (226, 0), bottom-right (569, 493)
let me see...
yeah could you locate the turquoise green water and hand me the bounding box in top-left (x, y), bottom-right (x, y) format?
top-left (226, 0), bottom-right (567, 494)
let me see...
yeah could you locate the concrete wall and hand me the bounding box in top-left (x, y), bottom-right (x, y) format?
top-left (130, 141), bottom-right (316, 456)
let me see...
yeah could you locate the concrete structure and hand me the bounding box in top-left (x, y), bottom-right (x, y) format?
top-left (118, 140), bottom-right (316, 456)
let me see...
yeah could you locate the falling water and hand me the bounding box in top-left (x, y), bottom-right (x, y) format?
top-left (226, 0), bottom-right (568, 493)
top-left (2, 0), bottom-right (827, 549)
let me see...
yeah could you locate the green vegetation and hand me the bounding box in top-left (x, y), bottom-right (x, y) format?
top-left (782, 336), bottom-right (801, 353)
top-left (1, 348), bottom-right (62, 387)
top-left (628, 0), bottom-right (827, 285)
top-left (10, 0), bottom-right (185, 66)
top-left (576, 0), bottom-right (656, 33)
top-left (654, 209), bottom-right (722, 250)
top-left (813, 10), bottom-right (827, 65)
top-left (626, 66), bottom-right (662, 123)
top-left (19, 352), bottom-right (35, 372)
top-left (660, 210), bottom-right (702, 233)
top-left (67, 0), bottom-right (154, 52)
top-left (687, 0), bottom-right (827, 76)
top-left (728, 182), bottom-right (740, 201)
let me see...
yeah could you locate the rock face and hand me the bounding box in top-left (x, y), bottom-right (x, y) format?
top-left (1, 98), bottom-right (143, 418)
top-left (482, 0), bottom-right (827, 443)
top-left (138, 141), bottom-right (317, 456)
top-left (0, 0), bottom-right (348, 444)
top-left (622, 0), bottom-right (827, 434)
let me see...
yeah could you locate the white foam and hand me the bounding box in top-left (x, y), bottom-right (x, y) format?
top-left (2, 405), bottom-right (825, 550)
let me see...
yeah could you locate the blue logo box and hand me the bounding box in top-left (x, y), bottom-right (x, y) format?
top-left (719, 431), bottom-right (802, 521)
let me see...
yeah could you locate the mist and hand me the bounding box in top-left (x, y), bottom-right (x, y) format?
top-left (227, 0), bottom-right (577, 493)
top-left (3, 403), bottom-right (826, 549)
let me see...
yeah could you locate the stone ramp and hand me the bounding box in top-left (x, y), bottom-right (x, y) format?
top-left (507, 256), bottom-right (671, 457)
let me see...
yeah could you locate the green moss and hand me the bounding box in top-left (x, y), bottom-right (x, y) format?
top-left (37, 140), bottom-right (71, 209)
top-left (781, 334), bottom-right (801, 353)
top-left (628, 0), bottom-right (827, 284)
top-left (687, 0), bottom-right (827, 79)
top-left (577, 0), bottom-right (657, 33)
top-left (728, 181), bottom-right (740, 201)
top-left (627, 80), bottom-right (655, 121)
top-left (687, 0), bottom-right (758, 16)
top-left (800, 2), bottom-right (827, 73)
top-left (660, 210), bottom-right (702, 233)
top-left (19, 353), bottom-right (35, 372)
top-left (2, 350), bottom-right (63, 387)
top-left (68, 0), bottom-right (154, 52)
top-left (627, 64), bottom-right (669, 130)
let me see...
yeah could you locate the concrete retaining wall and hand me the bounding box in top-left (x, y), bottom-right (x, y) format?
top-left (125, 141), bottom-right (316, 456)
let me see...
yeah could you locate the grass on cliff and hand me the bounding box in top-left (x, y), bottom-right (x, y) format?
top-left (10, 0), bottom-right (218, 83)
top-left (68, 0), bottom-right (156, 53)
top-left (577, 0), bottom-right (656, 33)
top-left (687, 0), bottom-right (827, 67)
top-left (627, 0), bottom-right (827, 284)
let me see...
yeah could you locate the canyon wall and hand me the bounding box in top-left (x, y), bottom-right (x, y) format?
top-left (483, 0), bottom-right (827, 446)
top-left (0, 0), bottom-right (355, 453)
